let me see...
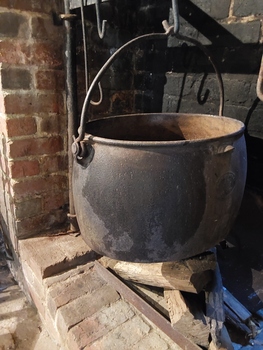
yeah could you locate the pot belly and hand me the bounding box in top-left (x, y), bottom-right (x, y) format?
top-left (73, 137), bottom-right (246, 262)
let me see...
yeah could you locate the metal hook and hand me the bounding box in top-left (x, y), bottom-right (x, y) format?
top-left (95, 0), bottom-right (107, 39)
top-left (91, 82), bottom-right (103, 105)
top-left (171, 0), bottom-right (180, 35)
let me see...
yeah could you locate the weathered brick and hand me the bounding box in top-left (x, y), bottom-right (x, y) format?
top-left (31, 42), bottom-right (63, 68)
top-left (56, 284), bottom-right (120, 337)
top-left (0, 40), bottom-right (30, 65)
top-left (224, 77), bottom-right (254, 106)
top-left (10, 159), bottom-right (40, 178)
top-left (38, 114), bottom-right (66, 135)
top-left (1, 0), bottom-right (63, 15)
top-left (111, 91), bottom-right (134, 115)
top-left (88, 315), bottom-right (151, 350)
top-left (8, 136), bottom-right (64, 158)
top-left (40, 155), bottom-right (68, 174)
top-left (67, 300), bottom-right (135, 350)
top-left (162, 94), bottom-right (219, 115)
top-left (16, 209), bottom-right (67, 238)
top-left (12, 174), bottom-right (67, 199)
top-left (131, 332), bottom-right (170, 350)
top-left (221, 21), bottom-right (261, 44)
top-left (47, 269), bottom-right (106, 318)
top-left (168, 20), bottom-right (261, 47)
top-left (1, 67), bottom-right (32, 90)
top-left (31, 16), bottom-right (63, 42)
top-left (19, 235), bottom-right (94, 282)
top-left (15, 197), bottom-right (42, 219)
top-left (35, 70), bottom-right (64, 91)
top-left (0, 12), bottom-right (28, 38)
top-left (180, 0), bottom-right (230, 20)
top-left (43, 192), bottom-right (68, 212)
top-left (3, 92), bottom-right (64, 114)
top-left (6, 117), bottom-right (37, 137)
top-left (233, 0), bottom-right (263, 16)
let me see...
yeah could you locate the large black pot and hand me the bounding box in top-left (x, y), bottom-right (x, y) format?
top-left (73, 113), bottom-right (246, 262)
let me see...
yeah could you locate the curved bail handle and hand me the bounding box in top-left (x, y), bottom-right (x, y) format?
top-left (75, 30), bottom-right (170, 144)
top-left (75, 23), bottom-right (224, 147)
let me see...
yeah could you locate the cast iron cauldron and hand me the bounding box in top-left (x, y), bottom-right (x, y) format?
top-left (73, 113), bottom-right (246, 262)
top-left (72, 31), bottom-right (247, 262)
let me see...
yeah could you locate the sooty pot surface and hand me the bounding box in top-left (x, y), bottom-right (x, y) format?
top-left (73, 113), bottom-right (247, 262)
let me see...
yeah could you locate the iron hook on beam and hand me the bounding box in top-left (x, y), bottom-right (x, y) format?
top-left (95, 0), bottom-right (107, 39)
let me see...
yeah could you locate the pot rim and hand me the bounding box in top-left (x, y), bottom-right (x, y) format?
top-left (84, 113), bottom-right (245, 147)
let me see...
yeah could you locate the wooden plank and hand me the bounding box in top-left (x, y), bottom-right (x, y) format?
top-left (164, 289), bottom-right (210, 348)
top-left (100, 252), bottom-right (216, 293)
top-left (224, 304), bottom-right (251, 335)
top-left (208, 326), bottom-right (233, 350)
top-left (223, 288), bottom-right (252, 322)
top-left (206, 249), bottom-right (233, 350)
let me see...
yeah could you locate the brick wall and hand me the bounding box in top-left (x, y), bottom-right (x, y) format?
top-left (74, 0), bottom-right (262, 137)
top-left (0, 0), bottom-right (68, 250)
top-left (163, 0), bottom-right (263, 139)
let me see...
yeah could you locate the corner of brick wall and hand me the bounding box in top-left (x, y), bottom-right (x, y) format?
top-left (0, 0), bottom-right (68, 246)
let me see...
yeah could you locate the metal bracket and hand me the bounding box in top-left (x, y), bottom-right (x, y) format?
top-left (60, 13), bottom-right (78, 21)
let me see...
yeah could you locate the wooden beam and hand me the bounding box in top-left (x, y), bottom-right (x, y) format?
top-left (206, 250), bottom-right (233, 350)
top-left (100, 252), bottom-right (216, 293)
top-left (164, 289), bottom-right (210, 348)
top-left (223, 288), bottom-right (252, 323)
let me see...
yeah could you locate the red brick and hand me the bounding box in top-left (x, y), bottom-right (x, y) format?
top-left (47, 269), bottom-right (106, 318)
top-left (35, 70), bottom-right (65, 91)
top-left (1, 67), bottom-right (32, 90)
top-left (68, 318), bottom-right (101, 350)
top-left (31, 42), bottom-right (63, 68)
top-left (12, 175), bottom-right (68, 199)
top-left (10, 159), bottom-right (40, 178)
top-left (0, 12), bottom-right (28, 38)
top-left (67, 301), bottom-right (134, 350)
top-left (16, 210), bottom-right (67, 238)
top-left (43, 192), bottom-right (68, 211)
top-left (1, 0), bottom-right (63, 14)
top-left (6, 117), bottom-right (37, 137)
top-left (56, 284), bottom-right (120, 336)
top-left (3, 93), bottom-right (64, 114)
top-left (31, 16), bottom-right (62, 42)
top-left (0, 40), bottom-right (30, 65)
top-left (8, 136), bottom-right (64, 158)
top-left (39, 114), bottom-right (66, 134)
top-left (40, 155), bottom-right (68, 174)
top-left (15, 197), bottom-right (42, 219)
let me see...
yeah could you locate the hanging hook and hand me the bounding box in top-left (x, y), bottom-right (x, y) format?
top-left (91, 82), bottom-right (103, 105)
top-left (171, 0), bottom-right (180, 35)
top-left (95, 0), bottom-right (107, 39)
